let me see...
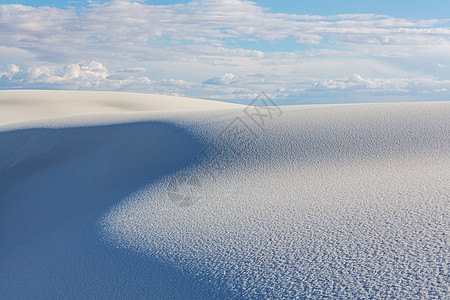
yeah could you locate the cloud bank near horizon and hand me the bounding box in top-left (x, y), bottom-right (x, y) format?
top-left (1, 0), bottom-right (450, 104)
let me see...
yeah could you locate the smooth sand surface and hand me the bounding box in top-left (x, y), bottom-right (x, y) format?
top-left (0, 90), bottom-right (244, 126)
top-left (0, 91), bottom-right (448, 299)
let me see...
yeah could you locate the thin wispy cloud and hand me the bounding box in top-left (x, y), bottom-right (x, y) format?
top-left (1, 0), bottom-right (450, 103)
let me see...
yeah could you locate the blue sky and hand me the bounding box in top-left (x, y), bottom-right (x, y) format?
top-left (1, 0), bottom-right (450, 104)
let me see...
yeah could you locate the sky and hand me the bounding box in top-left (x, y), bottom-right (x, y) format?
top-left (1, 0), bottom-right (450, 104)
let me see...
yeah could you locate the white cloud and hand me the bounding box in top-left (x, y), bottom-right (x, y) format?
top-left (159, 78), bottom-right (194, 89)
top-left (1, 61), bottom-right (152, 90)
top-left (1, 0), bottom-right (449, 65)
top-left (0, 64), bottom-right (20, 80)
top-left (203, 73), bottom-right (237, 85)
top-left (0, 45), bottom-right (36, 63)
top-left (313, 73), bottom-right (450, 94)
top-left (314, 74), bottom-right (408, 91)
top-left (117, 67), bottom-right (146, 73)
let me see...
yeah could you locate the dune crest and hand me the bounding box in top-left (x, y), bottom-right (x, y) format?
top-left (0, 90), bottom-right (244, 126)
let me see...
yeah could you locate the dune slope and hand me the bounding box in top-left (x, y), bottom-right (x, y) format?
top-left (0, 90), bottom-right (244, 126)
top-left (0, 94), bottom-right (449, 299)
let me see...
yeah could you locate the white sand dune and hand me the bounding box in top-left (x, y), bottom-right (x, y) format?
top-left (0, 91), bottom-right (449, 299)
top-left (0, 90), bottom-right (244, 126)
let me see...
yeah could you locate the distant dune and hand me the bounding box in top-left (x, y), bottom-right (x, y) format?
top-left (0, 90), bottom-right (244, 126)
top-left (0, 91), bottom-right (448, 299)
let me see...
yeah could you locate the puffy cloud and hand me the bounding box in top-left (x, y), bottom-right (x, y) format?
top-left (3, 60), bottom-right (450, 103)
top-left (0, 64), bottom-right (20, 80)
top-left (0, 61), bottom-right (151, 90)
top-left (159, 79), bottom-right (194, 89)
top-left (203, 73), bottom-right (238, 85)
top-left (313, 74), bottom-right (450, 94)
top-left (314, 74), bottom-right (408, 91)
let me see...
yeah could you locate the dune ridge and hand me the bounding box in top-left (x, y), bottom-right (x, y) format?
top-left (0, 90), bottom-right (244, 126)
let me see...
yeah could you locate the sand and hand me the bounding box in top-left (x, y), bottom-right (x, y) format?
top-left (0, 90), bottom-right (244, 126)
top-left (0, 90), bottom-right (448, 299)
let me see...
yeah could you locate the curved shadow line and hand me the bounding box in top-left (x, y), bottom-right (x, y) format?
top-left (0, 121), bottom-right (234, 299)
